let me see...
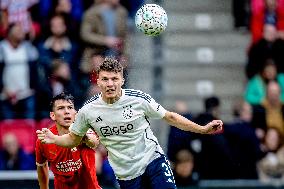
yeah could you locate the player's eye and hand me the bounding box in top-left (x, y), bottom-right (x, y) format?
top-left (68, 106), bottom-right (74, 109)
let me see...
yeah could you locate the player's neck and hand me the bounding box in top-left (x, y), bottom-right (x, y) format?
top-left (103, 90), bottom-right (122, 104)
top-left (56, 125), bottom-right (70, 136)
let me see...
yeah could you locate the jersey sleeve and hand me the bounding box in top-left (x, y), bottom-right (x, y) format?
top-left (69, 108), bottom-right (90, 136)
top-left (35, 139), bottom-right (47, 166)
top-left (143, 95), bottom-right (167, 119)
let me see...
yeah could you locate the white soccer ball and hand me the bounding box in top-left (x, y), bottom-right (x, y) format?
top-left (135, 4), bottom-right (168, 36)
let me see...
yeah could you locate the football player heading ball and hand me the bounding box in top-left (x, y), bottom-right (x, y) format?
top-left (37, 57), bottom-right (223, 189)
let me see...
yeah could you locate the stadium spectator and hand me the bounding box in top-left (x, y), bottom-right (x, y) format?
top-left (33, 0), bottom-right (84, 41)
top-left (261, 127), bottom-right (283, 153)
top-left (194, 96), bottom-right (221, 125)
top-left (250, 0), bottom-right (284, 44)
top-left (37, 14), bottom-right (80, 80)
top-left (37, 58), bottom-right (223, 189)
top-left (246, 24), bottom-right (278, 79)
top-left (273, 30), bottom-right (284, 73)
top-left (257, 127), bottom-right (283, 181)
top-left (194, 96), bottom-right (233, 179)
top-left (258, 142), bottom-right (284, 181)
top-left (172, 149), bottom-right (199, 187)
top-left (81, 52), bottom-right (104, 99)
top-left (36, 92), bottom-right (101, 189)
top-left (244, 59), bottom-right (284, 105)
top-left (224, 100), bottom-right (263, 179)
top-left (0, 133), bottom-right (35, 170)
top-left (36, 59), bottom-right (83, 119)
top-left (251, 81), bottom-right (284, 139)
top-left (0, 0), bottom-right (40, 40)
top-left (167, 100), bottom-right (197, 162)
top-left (51, 0), bottom-right (83, 40)
top-left (50, 60), bottom-right (77, 95)
top-left (80, 0), bottom-right (129, 87)
top-left (232, 0), bottom-right (250, 30)
top-left (0, 23), bottom-right (38, 119)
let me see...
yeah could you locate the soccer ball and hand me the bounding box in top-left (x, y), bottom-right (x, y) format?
top-left (135, 4), bottom-right (168, 36)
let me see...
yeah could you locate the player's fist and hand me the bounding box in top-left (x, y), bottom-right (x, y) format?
top-left (204, 120), bottom-right (223, 134)
top-left (36, 128), bottom-right (56, 144)
top-left (82, 133), bottom-right (100, 149)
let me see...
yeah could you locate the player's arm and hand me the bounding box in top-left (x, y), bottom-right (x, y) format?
top-left (37, 162), bottom-right (49, 189)
top-left (54, 132), bottom-right (83, 148)
top-left (36, 128), bottom-right (83, 148)
top-left (163, 111), bottom-right (223, 134)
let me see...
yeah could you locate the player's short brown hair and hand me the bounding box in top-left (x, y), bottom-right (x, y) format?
top-left (97, 57), bottom-right (123, 74)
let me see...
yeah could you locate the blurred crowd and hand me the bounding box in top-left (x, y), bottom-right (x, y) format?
top-left (0, 0), bottom-right (145, 120)
top-left (243, 0), bottom-right (284, 184)
top-left (1, 0), bottom-right (284, 188)
top-left (166, 0), bottom-right (284, 187)
top-left (167, 97), bottom-right (284, 187)
top-left (0, 0), bottom-right (143, 187)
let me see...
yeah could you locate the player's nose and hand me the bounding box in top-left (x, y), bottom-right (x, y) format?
top-left (64, 107), bottom-right (71, 114)
top-left (107, 79), bottom-right (114, 86)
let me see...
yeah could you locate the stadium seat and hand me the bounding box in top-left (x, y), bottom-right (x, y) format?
top-left (0, 119), bottom-right (36, 153)
top-left (37, 118), bottom-right (54, 130)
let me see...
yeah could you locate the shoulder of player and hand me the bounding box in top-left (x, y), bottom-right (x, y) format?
top-left (124, 89), bottom-right (152, 103)
top-left (83, 93), bottom-right (100, 106)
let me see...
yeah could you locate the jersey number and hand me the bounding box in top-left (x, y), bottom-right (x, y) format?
top-left (161, 162), bottom-right (175, 184)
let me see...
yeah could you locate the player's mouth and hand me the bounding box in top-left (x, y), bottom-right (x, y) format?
top-left (64, 117), bottom-right (72, 122)
top-left (106, 89), bottom-right (115, 94)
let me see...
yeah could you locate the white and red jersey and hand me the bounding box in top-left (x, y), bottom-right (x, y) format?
top-left (0, 0), bottom-right (38, 33)
top-left (70, 89), bottom-right (166, 180)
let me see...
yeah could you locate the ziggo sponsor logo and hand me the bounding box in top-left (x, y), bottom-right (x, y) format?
top-left (100, 124), bottom-right (134, 137)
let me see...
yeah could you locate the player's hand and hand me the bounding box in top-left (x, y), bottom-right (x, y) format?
top-left (36, 128), bottom-right (56, 144)
top-left (82, 133), bottom-right (99, 149)
top-left (204, 120), bottom-right (223, 134)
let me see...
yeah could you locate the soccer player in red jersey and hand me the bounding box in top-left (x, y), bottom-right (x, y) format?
top-left (35, 93), bottom-right (101, 189)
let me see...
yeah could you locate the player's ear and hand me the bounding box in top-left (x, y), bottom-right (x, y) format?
top-left (97, 79), bottom-right (102, 88)
top-left (122, 78), bottom-right (125, 86)
top-left (97, 78), bottom-right (101, 86)
top-left (50, 112), bottom-right (56, 121)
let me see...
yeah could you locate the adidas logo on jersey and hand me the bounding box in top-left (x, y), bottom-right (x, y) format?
top-left (96, 116), bottom-right (102, 122)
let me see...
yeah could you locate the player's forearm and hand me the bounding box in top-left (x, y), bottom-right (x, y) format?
top-left (54, 133), bottom-right (81, 148)
top-left (163, 111), bottom-right (206, 134)
top-left (37, 165), bottom-right (49, 189)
